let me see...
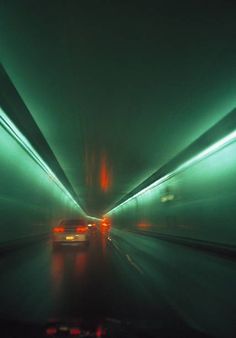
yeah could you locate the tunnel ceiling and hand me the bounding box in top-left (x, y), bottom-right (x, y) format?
top-left (1, 1), bottom-right (236, 216)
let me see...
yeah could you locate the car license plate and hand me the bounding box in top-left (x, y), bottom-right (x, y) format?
top-left (66, 236), bottom-right (74, 240)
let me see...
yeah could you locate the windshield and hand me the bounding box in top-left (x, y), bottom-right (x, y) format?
top-left (0, 1), bottom-right (236, 337)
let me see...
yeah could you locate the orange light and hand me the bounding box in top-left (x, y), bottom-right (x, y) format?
top-left (100, 153), bottom-right (112, 192)
top-left (137, 222), bottom-right (151, 229)
top-left (53, 227), bottom-right (64, 233)
top-left (76, 226), bottom-right (87, 234)
top-left (101, 217), bottom-right (111, 228)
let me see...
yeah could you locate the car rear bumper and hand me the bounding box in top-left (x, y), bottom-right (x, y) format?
top-left (52, 233), bottom-right (88, 243)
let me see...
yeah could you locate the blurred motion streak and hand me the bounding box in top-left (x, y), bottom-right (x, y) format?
top-left (137, 221), bottom-right (152, 229)
top-left (101, 234), bottom-right (108, 256)
top-left (51, 252), bottom-right (65, 292)
top-left (100, 216), bottom-right (111, 233)
top-left (100, 153), bottom-right (112, 192)
top-left (75, 251), bottom-right (87, 277)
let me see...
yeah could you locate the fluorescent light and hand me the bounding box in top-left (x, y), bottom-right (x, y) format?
top-left (109, 173), bottom-right (172, 212)
top-left (107, 129), bottom-right (236, 214)
top-left (0, 107), bottom-right (86, 215)
top-left (176, 130), bottom-right (236, 173)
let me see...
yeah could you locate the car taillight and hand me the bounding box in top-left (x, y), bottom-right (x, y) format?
top-left (70, 328), bottom-right (81, 335)
top-left (76, 226), bottom-right (87, 233)
top-left (46, 327), bottom-right (57, 335)
top-left (53, 227), bottom-right (64, 233)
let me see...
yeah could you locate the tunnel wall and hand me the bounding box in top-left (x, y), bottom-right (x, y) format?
top-left (0, 120), bottom-right (85, 247)
top-left (108, 130), bottom-right (236, 247)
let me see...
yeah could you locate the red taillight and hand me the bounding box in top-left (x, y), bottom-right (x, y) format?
top-left (53, 227), bottom-right (64, 233)
top-left (96, 325), bottom-right (106, 337)
top-left (46, 327), bottom-right (57, 335)
top-left (76, 226), bottom-right (87, 234)
top-left (70, 328), bottom-right (81, 335)
top-left (96, 326), bottom-right (102, 337)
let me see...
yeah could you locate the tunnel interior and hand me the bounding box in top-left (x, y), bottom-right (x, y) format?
top-left (1, 1), bottom-right (236, 337)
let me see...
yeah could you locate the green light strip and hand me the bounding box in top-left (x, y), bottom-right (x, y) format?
top-left (107, 129), bottom-right (236, 214)
top-left (0, 106), bottom-right (87, 216)
top-left (177, 130), bottom-right (236, 172)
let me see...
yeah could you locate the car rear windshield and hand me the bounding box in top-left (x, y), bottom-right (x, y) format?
top-left (60, 219), bottom-right (86, 227)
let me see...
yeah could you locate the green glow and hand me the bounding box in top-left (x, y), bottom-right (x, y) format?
top-left (0, 107), bottom-right (87, 216)
top-left (107, 129), bottom-right (236, 214)
top-left (107, 173), bottom-right (172, 213)
top-left (89, 216), bottom-right (102, 221)
top-left (176, 130), bottom-right (236, 173)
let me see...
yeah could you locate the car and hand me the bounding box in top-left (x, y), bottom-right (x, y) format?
top-left (100, 217), bottom-right (111, 233)
top-left (87, 222), bottom-right (97, 231)
top-left (52, 219), bottom-right (89, 247)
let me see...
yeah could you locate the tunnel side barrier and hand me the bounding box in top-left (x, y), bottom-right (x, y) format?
top-left (0, 65), bottom-right (91, 250)
top-left (0, 232), bottom-right (49, 254)
top-left (0, 111), bottom-right (86, 249)
top-left (111, 227), bottom-right (236, 260)
top-left (107, 108), bottom-right (236, 249)
top-left (0, 65), bottom-right (81, 204)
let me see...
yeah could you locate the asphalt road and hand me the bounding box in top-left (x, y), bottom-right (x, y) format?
top-left (0, 229), bottom-right (236, 337)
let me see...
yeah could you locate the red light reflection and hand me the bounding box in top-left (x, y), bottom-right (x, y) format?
top-left (51, 252), bottom-right (65, 291)
top-left (75, 252), bottom-right (87, 277)
top-left (96, 325), bottom-right (105, 337)
top-left (100, 153), bottom-right (112, 192)
top-left (46, 327), bottom-right (57, 335)
top-left (137, 221), bottom-right (151, 229)
top-left (70, 328), bottom-right (81, 335)
top-left (51, 249), bottom-right (89, 302)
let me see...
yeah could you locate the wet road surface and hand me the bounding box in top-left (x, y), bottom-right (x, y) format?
top-left (0, 229), bottom-right (236, 337)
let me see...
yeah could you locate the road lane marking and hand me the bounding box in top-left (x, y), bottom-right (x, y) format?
top-left (109, 238), bottom-right (123, 254)
top-left (109, 238), bottom-right (144, 275)
top-left (126, 254), bottom-right (144, 275)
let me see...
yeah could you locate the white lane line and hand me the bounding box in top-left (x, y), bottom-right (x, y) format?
top-left (126, 254), bottom-right (144, 275)
top-left (110, 238), bottom-right (123, 254)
